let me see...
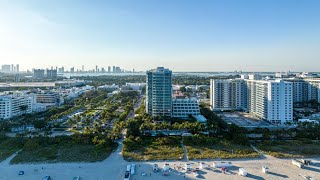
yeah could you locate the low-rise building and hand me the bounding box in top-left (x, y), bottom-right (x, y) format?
top-left (11, 125), bottom-right (35, 133)
top-left (55, 79), bottom-right (87, 87)
top-left (35, 91), bottom-right (62, 106)
top-left (125, 83), bottom-right (146, 91)
top-left (172, 98), bottom-right (201, 119)
top-left (97, 84), bottom-right (119, 91)
top-left (59, 85), bottom-right (94, 100)
top-left (0, 93), bottom-right (33, 120)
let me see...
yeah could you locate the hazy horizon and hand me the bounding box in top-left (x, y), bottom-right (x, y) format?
top-left (1, 0), bottom-right (320, 72)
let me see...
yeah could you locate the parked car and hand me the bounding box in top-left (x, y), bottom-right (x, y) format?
top-left (153, 164), bottom-right (159, 172)
top-left (72, 176), bottom-right (80, 180)
top-left (124, 171), bottom-right (130, 180)
top-left (130, 164), bottom-right (136, 175)
top-left (18, 171), bottom-right (24, 175)
top-left (185, 163), bottom-right (192, 172)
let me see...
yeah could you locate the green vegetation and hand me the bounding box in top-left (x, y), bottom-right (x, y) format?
top-left (173, 75), bottom-right (239, 85)
top-left (257, 140), bottom-right (320, 158)
top-left (0, 76), bottom-right (154, 165)
top-left (11, 134), bottom-right (117, 164)
top-left (76, 74), bottom-right (240, 87)
top-left (79, 75), bottom-right (145, 87)
top-left (122, 107), bottom-right (255, 161)
top-left (184, 136), bottom-right (259, 160)
top-left (0, 135), bottom-right (25, 162)
top-left (123, 136), bottom-right (183, 161)
top-left (0, 90), bottom-right (139, 164)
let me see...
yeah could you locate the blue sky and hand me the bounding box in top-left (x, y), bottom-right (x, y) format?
top-left (0, 0), bottom-right (320, 72)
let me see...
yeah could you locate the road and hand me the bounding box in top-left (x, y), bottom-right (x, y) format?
top-left (127, 95), bottom-right (144, 119)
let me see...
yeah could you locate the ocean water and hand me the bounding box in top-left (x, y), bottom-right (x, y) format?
top-left (62, 72), bottom-right (276, 78)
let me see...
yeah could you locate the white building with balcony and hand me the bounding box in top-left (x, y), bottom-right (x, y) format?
top-left (0, 94), bottom-right (33, 120)
top-left (210, 78), bottom-right (293, 124)
top-left (247, 79), bottom-right (293, 124)
top-left (172, 98), bottom-right (201, 119)
top-left (210, 79), bottom-right (247, 111)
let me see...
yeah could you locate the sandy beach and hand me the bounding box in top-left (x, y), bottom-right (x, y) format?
top-left (0, 142), bottom-right (319, 180)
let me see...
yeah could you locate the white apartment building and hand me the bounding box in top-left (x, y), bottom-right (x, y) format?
top-left (97, 84), bottom-right (119, 91)
top-left (284, 78), bottom-right (308, 103)
top-left (59, 85), bottom-right (94, 100)
top-left (172, 98), bottom-right (201, 119)
top-left (283, 78), bottom-right (320, 104)
top-left (210, 79), bottom-right (247, 111)
top-left (305, 79), bottom-right (320, 102)
top-left (247, 80), bottom-right (293, 124)
top-left (125, 83), bottom-right (146, 91)
top-left (0, 97), bottom-right (11, 119)
top-left (0, 90), bottom-right (66, 120)
top-left (0, 94), bottom-right (33, 120)
top-left (211, 79), bottom-right (293, 124)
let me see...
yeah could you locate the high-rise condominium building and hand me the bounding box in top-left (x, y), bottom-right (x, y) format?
top-left (146, 67), bottom-right (172, 117)
top-left (116, 67), bottom-right (121, 73)
top-left (283, 78), bottom-right (320, 104)
top-left (247, 79), bottom-right (293, 124)
top-left (46, 69), bottom-right (57, 79)
top-left (305, 79), bottom-right (320, 102)
top-left (108, 66), bottom-right (111, 73)
top-left (283, 78), bottom-right (308, 103)
top-left (58, 67), bottom-right (65, 73)
top-left (210, 79), bottom-right (247, 111)
top-left (1, 65), bottom-right (11, 72)
top-left (33, 69), bottom-right (45, 79)
top-left (210, 79), bottom-right (293, 124)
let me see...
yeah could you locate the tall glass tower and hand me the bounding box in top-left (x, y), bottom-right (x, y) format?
top-left (146, 67), bottom-right (172, 117)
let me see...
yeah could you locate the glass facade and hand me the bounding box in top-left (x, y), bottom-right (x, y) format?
top-left (146, 67), bottom-right (172, 117)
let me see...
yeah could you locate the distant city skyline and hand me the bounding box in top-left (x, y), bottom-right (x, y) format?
top-left (1, 0), bottom-right (320, 72)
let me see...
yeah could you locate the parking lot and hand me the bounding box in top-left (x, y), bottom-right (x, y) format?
top-left (219, 112), bottom-right (275, 128)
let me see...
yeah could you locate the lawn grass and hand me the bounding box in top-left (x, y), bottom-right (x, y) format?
top-left (123, 137), bottom-right (184, 161)
top-left (0, 138), bottom-right (25, 162)
top-left (257, 140), bottom-right (320, 158)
